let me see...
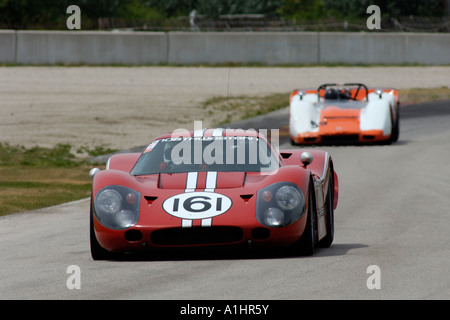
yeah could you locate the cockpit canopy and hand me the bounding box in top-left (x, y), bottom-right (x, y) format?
top-left (131, 135), bottom-right (280, 175)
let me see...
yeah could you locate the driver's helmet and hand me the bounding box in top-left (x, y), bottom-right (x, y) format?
top-left (339, 88), bottom-right (352, 99)
top-left (324, 88), bottom-right (338, 99)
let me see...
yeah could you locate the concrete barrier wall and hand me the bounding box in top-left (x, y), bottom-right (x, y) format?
top-left (0, 30), bottom-right (16, 63)
top-left (167, 32), bottom-right (319, 65)
top-left (1, 30), bottom-right (449, 65)
top-left (318, 32), bottom-right (450, 65)
top-left (15, 31), bottom-right (167, 65)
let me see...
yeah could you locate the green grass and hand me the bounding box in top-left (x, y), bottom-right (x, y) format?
top-left (0, 143), bottom-right (77, 168)
top-left (0, 143), bottom-right (113, 216)
top-left (397, 87), bottom-right (450, 104)
top-left (203, 92), bottom-right (289, 125)
top-left (0, 177), bottom-right (92, 215)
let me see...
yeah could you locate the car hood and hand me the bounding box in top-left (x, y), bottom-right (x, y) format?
top-left (321, 100), bottom-right (367, 111)
top-left (321, 106), bottom-right (360, 119)
top-left (134, 171), bottom-right (267, 190)
top-left (157, 171), bottom-right (246, 189)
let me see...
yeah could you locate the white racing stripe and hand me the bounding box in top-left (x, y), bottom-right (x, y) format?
top-left (181, 128), bottom-right (223, 228)
top-left (193, 128), bottom-right (206, 137)
top-left (201, 219), bottom-right (212, 227)
top-left (212, 128), bottom-right (224, 137)
top-left (200, 129), bottom-right (222, 227)
top-left (185, 172), bottom-right (198, 193)
top-left (205, 171), bottom-right (217, 192)
top-left (182, 172), bottom-right (198, 227)
top-left (182, 171), bottom-right (219, 228)
top-left (182, 219), bottom-right (193, 228)
top-left (201, 171), bottom-right (218, 227)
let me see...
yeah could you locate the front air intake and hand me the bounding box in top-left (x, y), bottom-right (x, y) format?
top-left (322, 135), bottom-right (358, 144)
top-left (150, 227), bottom-right (243, 246)
top-left (124, 229), bottom-right (143, 242)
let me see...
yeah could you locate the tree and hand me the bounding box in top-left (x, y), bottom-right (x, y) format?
top-left (0, 0), bottom-right (70, 29)
top-left (278, 0), bottom-right (325, 21)
top-left (148, 0), bottom-right (282, 18)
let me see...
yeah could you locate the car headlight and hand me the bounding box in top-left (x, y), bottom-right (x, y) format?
top-left (256, 182), bottom-right (305, 228)
top-left (276, 186), bottom-right (302, 210)
top-left (263, 207), bottom-right (284, 227)
top-left (94, 185), bottom-right (140, 230)
top-left (96, 189), bottom-right (122, 214)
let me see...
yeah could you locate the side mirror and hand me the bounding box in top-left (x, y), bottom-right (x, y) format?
top-left (298, 90), bottom-right (306, 100)
top-left (300, 152), bottom-right (313, 168)
top-left (375, 89), bottom-right (383, 99)
top-left (89, 168), bottom-right (100, 180)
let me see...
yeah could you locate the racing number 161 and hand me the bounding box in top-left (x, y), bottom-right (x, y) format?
top-left (172, 196), bottom-right (222, 213)
top-left (163, 192), bottom-right (233, 219)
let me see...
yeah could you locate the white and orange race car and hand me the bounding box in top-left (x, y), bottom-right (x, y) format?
top-left (289, 83), bottom-right (400, 145)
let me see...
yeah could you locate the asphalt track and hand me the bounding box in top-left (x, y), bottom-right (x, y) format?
top-left (1, 100), bottom-right (450, 300)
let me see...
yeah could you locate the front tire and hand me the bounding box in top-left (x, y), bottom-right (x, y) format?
top-left (391, 104), bottom-right (400, 142)
top-left (318, 171), bottom-right (334, 248)
top-left (90, 198), bottom-right (120, 260)
top-left (293, 180), bottom-right (316, 256)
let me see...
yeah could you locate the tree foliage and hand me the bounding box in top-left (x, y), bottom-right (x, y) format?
top-left (0, 0), bottom-right (447, 29)
top-left (148, 0), bottom-right (283, 18)
top-left (277, 0), bottom-right (325, 20)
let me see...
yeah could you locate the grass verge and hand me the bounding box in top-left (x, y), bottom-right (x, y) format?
top-left (0, 143), bottom-right (114, 216)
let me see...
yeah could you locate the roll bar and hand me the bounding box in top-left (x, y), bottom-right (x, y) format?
top-left (318, 83), bottom-right (369, 101)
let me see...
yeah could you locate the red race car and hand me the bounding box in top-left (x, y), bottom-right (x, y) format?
top-left (89, 128), bottom-right (338, 260)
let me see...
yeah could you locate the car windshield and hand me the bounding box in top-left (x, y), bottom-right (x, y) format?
top-left (130, 136), bottom-right (280, 175)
